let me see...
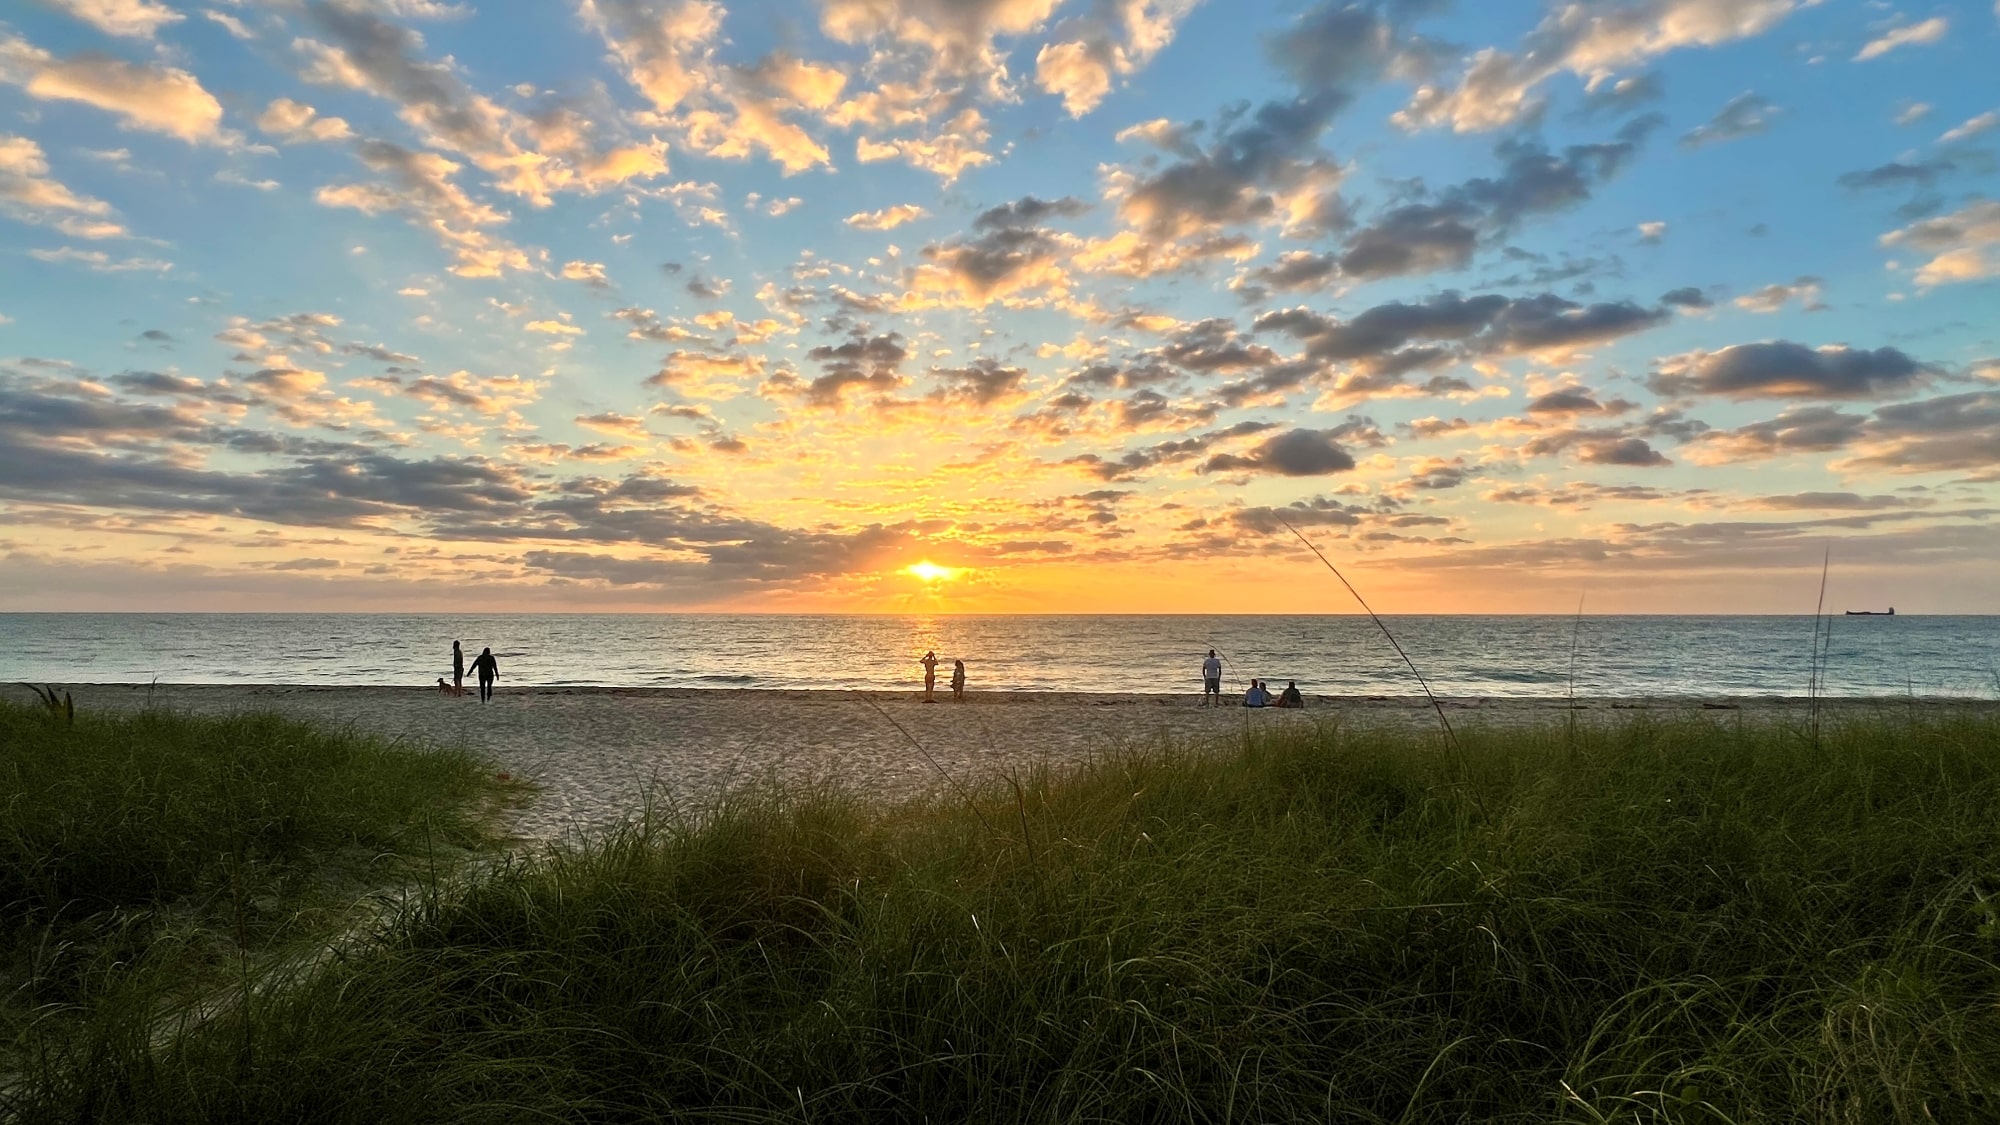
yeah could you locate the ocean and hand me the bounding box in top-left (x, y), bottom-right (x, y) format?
top-left (0, 614), bottom-right (1994, 698)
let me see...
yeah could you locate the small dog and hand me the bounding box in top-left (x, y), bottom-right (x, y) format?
top-left (436, 678), bottom-right (464, 697)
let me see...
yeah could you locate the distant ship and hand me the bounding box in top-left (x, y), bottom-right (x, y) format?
top-left (1844, 607), bottom-right (1895, 616)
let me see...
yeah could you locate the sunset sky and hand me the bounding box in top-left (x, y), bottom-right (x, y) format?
top-left (1, 0), bottom-right (1996, 613)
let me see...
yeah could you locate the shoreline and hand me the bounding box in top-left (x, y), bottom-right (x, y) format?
top-left (12, 682), bottom-right (2000, 703)
top-left (9, 684), bottom-right (1993, 840)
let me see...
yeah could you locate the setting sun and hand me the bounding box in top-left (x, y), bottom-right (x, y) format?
top-left (903, 561), bottom-right (960, 584)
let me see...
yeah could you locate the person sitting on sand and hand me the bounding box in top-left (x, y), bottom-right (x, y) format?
top-left (473, 646), bottom-right (499, 703)
top-left (920, 651), bottom-right (938, 702)
top-left (1243, 680), bottom-right (1270, 708)
top-left (1276, 681), bottom-right (1303, 709)
top-left (950, 658), bottom-right (966, 702)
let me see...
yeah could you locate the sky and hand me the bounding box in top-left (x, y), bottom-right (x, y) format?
top-left (0, 0), bottom-right (1996, 614)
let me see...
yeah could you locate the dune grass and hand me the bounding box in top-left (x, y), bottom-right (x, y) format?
top-left (14, 707), bottom-right (2000, 1123)
top-left (0, 698), bottom-right (515, 1044)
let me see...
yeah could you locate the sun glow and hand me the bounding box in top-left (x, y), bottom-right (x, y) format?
top-left (903, 560), bottom-right (959, 583)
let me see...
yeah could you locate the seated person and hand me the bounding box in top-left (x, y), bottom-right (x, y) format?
top-left (1276, 681), bottom-right (1303, 709)
top-left (1243, 680), bottom-right (1270, 707)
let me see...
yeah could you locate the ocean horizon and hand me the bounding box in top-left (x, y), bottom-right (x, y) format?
top-left (3, 613), bottom-right (1994, 699)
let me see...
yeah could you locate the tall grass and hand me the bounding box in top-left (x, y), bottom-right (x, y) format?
top-left (0, 700), bottom-right (513, 1021)
top-left (21, 709), bottom-right (2000, 1123)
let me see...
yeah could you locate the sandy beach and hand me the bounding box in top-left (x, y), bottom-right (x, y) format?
top-left (7, 684), bottom-right (1991, 839)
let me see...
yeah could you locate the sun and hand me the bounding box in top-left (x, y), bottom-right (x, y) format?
top-left (903, 560), bottom-right (959, 583)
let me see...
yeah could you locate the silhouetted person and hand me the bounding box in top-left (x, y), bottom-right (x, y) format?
top-left (920, 650), bottom-right (938, 702)
top-left (951, 659), bottom-right (966, 702)
top-left (451, 640), bottom-right (466, 696)
top-left (473, 646), bottom-right (498, 702)
top-left (1276, 681), bottom-right (1303, 709)
top-left (1201, 649), bottom-right (1222, 706)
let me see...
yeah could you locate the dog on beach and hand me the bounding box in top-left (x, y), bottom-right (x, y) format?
top-left (436, 678), bottom-right (464, 697)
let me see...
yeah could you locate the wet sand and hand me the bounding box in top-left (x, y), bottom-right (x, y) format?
top-left (8, 684), bottom-right (1988, 839)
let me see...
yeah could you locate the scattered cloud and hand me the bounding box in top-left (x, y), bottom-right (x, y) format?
top-left (41, 0), bottom-right (184, 39)
top-left (1881, 201), bottom-right (2000, 287)
top-left (1680, 91), bottom-right (1776, 148)
top-left (1940, 110), bottom-right (1998, 144)
top-left (1, 34), bottom-right (233, 145)
top-left (845, 203), bottom-right (928, 230)
top-left (1650, 341), bottom-right (1933, 399)
top-left (1854, 17), bottom-right (1948, 62)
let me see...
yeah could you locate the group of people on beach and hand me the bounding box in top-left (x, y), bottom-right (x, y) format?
top-left (918, 650), bottom-right (968, 702)
top-left (1200, 649), bottom-right (1305, 709)
top-left (437, 640), bottom-right (501, 701)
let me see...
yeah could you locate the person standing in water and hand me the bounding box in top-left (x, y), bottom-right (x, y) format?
top-left (920, 650), bottom-right (939, 701)
top-left (1201, 649), bottom-right (1223, 706)
top-left (472, 646), bottom-right (499, 702)
top-left (451, 640), bottom-right (466, 697)
top-left (950, 658), bottom-right (966, 702)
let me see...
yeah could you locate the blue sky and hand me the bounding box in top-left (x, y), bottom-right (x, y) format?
top-left (0, 0), bottom-right (1996, 612)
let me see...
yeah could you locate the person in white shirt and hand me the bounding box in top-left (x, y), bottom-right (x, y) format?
top-left (1201, 650), bottom-right (1223, 706)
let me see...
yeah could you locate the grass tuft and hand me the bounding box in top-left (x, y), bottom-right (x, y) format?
top-left (14, 708), bottom-right (2000, 1123)
top-left (0, 698), bottom-right (516, 1069)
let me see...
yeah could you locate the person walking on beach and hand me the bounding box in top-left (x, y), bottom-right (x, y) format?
top-left (950, 658), bottom-right (966, 702)
top-left (1201, 649), bottom-right (1223, 706)
top-left (472, 646), bottom-right (499, 703)
top-left (920, 650), bottom-right (939, 702)
top-left (451, 640), bottom-right (466, 697)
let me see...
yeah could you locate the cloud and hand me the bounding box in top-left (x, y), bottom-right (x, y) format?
top-left (561, 260), bottom-right (610, 288)
top-left (1881, 200), bottom-right (2000, 287)
top-left (1199, 427), bottom-right (1357, 476)
top-left (315, 139), bottom-right (534, 277)
top-left (1527, 387), bottom-right (1635, 415)
top-left (1, 35), bottom-right (231, 145)
top-left (1256, 290), bottom-right (1672, 380)
top-left (1034, 0), bottom-right (1201, 117)
top-left (1650, 341), bottom-right (1933, 399)
top-left (257, 97), bottom-right (354, 143)
top-left (845, 203), bottom-right (928, 230)
top-left (1940, 110), bottom-right (1998, 144)
top-left (578, 0), bottom-right (721, 114)
top-left (792, 332), bottom-right (909, 409)
top-left (819, 0), bottom-right (1062, 94)
top-left (29, 246), bottom-right (171, 271)
top-left (1063, 419), bottom-right (1275, 480)
top-left (1680, 91), bottom-right (1776, 148)
top-left (203, 9), bottom-right (255, 39)
top-left (1837, 158), bottom-right (1956, 191)
top-left (855, 107), bottom-right (993, 180)
top-left (299, 2), bottom-right (671, 197)
top-left (1239, 250), bottom-right (1339, 293)
top-left (1660, 286), bottom-right (1711, 309)
top-left (1332, 128), bottom-right (1652, 281)
top-left (1833, 392), bottom-right (2000, 475)
top-left (525, 319), bottom-right (583, 336)
top-left (42, 0), bottom-right (183, 38)
top-left (0, 133), bottom-right (128, 240)
top-left (360, 370), bottom-right (540, 415)
top-left (1733, 277), bottom-right (1825, 313)
top-left (1690, 392), bottom-right (2000, 478)
top-left (1854, 17), bottom-right (1948, 61)
top-left (1395, 0), bottom-right (1799, 133)
top-left (906, 204), bottom-right (1079, 307)
top-left (928, 358), bottom-right (1028, 405)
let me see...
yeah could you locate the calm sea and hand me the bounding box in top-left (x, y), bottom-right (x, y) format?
top-left (0, 614), bottom-right (1994, 698)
